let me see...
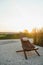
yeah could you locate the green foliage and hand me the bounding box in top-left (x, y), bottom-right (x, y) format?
top-left (36, 29), bottom-right (43, 46)
top-left (0, 28), bottom-right (43, 47)
top-left (32, 28), bottom-right (43, 46)
top-left (0, 34), bottom-right (7, 39)
top-left (0, 33), bottom-right (20, 39)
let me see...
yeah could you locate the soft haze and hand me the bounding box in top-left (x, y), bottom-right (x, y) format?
top-left (0, 0), bottom-right (43, 32)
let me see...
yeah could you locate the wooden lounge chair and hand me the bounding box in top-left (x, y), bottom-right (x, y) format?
top-left (16, 38), bottom-right (40, 59)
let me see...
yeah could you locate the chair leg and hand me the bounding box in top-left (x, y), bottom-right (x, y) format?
top-left (35, 50), bottom-right (40, 56)
top-left (23, 50), bottom-right (28, 59)
top-left (16, 50), bottom-right (24, 52)
top-left (16, 50), bottom-right (28, 59)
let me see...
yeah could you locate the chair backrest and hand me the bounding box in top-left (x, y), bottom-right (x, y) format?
top-left (21, 38), bottom-right (35, 50)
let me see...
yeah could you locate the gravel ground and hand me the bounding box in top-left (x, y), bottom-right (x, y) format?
top-left (0, 39), bottom-right (43, 65)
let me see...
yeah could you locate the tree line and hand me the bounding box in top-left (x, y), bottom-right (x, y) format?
top-left (0, 28), bottom-right (43, 46)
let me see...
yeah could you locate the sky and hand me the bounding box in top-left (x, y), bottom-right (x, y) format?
top-left (0, 0), bottom-right (43, 32)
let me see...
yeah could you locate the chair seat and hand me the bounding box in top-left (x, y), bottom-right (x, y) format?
top-left (21, 40), bottom-right (35, 50)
